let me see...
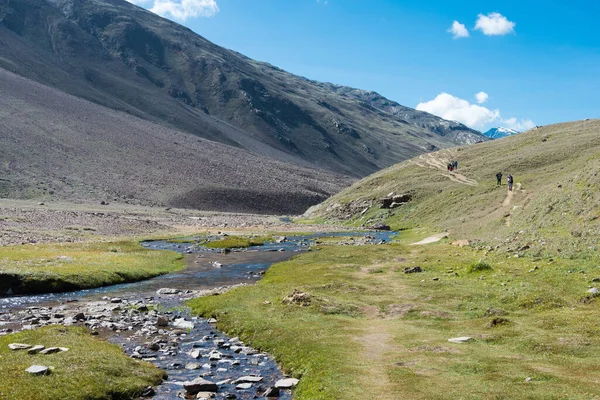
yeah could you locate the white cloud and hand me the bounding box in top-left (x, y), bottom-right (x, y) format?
top-left (416, 92), bottom-right (534, 131)
top-left (447, 20), bottom-right (469, 39)
top-left (416, 93), bottom-right (500, 129)
top-left (475, 91), bottom-right (489, 104)
top-left (127, 0), bottom-right (219, 21)
top-left (474, 12), bottom-right (515, 36)
top-left (502, 117), bottom-right (536, 131)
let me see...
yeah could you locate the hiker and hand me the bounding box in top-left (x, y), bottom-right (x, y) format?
top-left (507, 174), bottom-right (514, 191)
top-left (453, 160), bottom-right (458, 170)
top-left (447, 163), bottom-right (452, 171)
top-left (496, 172), bottom-right (503, 185)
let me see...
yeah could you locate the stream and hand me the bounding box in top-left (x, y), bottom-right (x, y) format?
top-left (0, 231), bottom-right (397, 399)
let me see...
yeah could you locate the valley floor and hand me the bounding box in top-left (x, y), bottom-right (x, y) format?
top-left (2, 199), bottom-right (600, 399)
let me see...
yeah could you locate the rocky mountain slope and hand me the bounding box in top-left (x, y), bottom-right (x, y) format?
top-left (483, 127), bottom-right (520, 139)
top-left (307, 120), bottom-right (600, 257)
top-left (0, 0), bottom-right (485, 177)
top-left (0, 68), bottom-right (351, 214)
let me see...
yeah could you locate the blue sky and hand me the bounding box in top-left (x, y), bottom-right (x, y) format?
top-left (130, 0), bottom-right (600, 132)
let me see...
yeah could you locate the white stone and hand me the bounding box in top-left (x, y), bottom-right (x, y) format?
top-left (236, 383), bottom-right (253, 390)
top-left (173, 318), bottom-right (194, 330)
top-left (448, 337), bottom-right (473, 343)
top-left (26, 365), bottom-right (50, 375)
top-left (8, 343), bottom-right (31, 350)
top-left (275, 378), bottom-right (299, 388)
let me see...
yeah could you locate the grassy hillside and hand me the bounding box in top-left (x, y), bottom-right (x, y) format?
top-left (307, 120), bottom-right (600, 258)
top-left (0, 0), bottom-right (485, 177)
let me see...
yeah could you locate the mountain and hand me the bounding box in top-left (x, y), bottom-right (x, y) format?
top-left (306, 120), bottom-right (600, 257)
top-left (0, 67), bottom-right (352, 214)
top-left (0, 0), bottom-right (486, 178)
top-left (483, 127), bottom-right (520, 139)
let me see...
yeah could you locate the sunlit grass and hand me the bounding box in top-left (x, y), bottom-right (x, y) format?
top-left (0, 326), bottom-right (164, 400)
top-left (0, 240), bottom-right (184, 294)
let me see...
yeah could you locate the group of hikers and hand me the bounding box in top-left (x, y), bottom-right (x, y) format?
top-left (447, 160), bottom-right (458, 171)
top-left (496, 172), bottom-right (514, 190)
top-left (445, 159), bottom-right (514, 190)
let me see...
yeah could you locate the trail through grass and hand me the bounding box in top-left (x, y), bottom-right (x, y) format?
top-left (189, 240), bottom-right (600, 399)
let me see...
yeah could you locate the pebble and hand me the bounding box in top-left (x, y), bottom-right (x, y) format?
top-left (448, 337), bottom-right (473, 343)
top-left (27, 345), bottom-right (46, 355)
top-left (39, 347), bottom-right (69, 355)
top-left (195, 392), bottom-right (215, 399)
top-left (275, 377), bottom-right (299, 388)
top-left (236, 383), bottom-right (253, 390)
top-left (173, 318), bottom-right (195, 330)
top-left (26, 365), bottom-right (50, 375)
top-left (233, 376), bottom-right (263, 383)
top-left (8, 343), bottom-right (32, 350)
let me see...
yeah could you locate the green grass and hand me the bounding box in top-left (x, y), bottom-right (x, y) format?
top-left (0, 326), bottom-right (164, 400)
top-left (189, 241), bottom-right (600, 399)
top-left (0, 240), bottom-right (184, 295)
top-left (203, 235), bottom-right (273, 249)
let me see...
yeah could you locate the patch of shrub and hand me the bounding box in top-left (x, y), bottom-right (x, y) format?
top-left (467, 260), bottom-right (493, 273)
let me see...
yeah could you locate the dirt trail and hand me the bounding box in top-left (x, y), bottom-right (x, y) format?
top-left (359, 327), bottom-right (395, 398)
top-left (411, 232), bottom-right (449, 245)
top-left (412, 153), bottom-right (478, 186)
top-left (502, 183), bottom-right (522, 226)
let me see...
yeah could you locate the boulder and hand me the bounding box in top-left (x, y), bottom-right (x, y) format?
top-left (380, 193), bottom-right (412, 209)
top-left (156, 316), bottom-right (169, 327)
top-left (183, 378), bottom-right (218, 394)
top-left (369, 223), bottom-right (391, 231)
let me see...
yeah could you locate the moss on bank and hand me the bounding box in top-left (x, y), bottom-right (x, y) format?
top-left (0, 240), bottom-right (183, 295)
top-left (0, 326), bottom-right (164, 400)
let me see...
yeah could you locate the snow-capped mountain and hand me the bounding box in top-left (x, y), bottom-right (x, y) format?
top-left (483, 127), bottom-right (520, 139)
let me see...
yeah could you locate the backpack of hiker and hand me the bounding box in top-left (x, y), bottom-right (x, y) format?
top-left (507, 174), bottom-right (514, 191)
top-left (496, 172), bottom-right (503, 185)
